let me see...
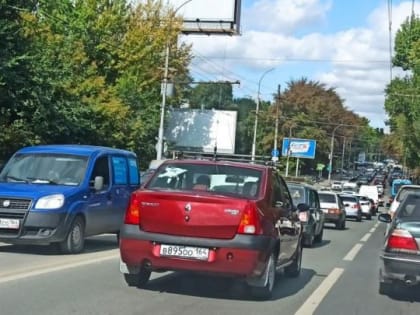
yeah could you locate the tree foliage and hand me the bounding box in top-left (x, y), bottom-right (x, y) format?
top-left (385, 15), bottom-right (420, 169)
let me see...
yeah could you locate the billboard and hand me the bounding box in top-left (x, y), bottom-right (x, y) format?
top-left (281, 138), bottom-right (317, 159)
top-left (165, 109), bottom-right (237, 154)
top-left (168, 0), bottom-right (241, 35)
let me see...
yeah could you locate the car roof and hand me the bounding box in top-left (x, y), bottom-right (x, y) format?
top-left (16, 144), bottom-right (136, 157)
top-left (159, 158), bottom-right (270, 171)
top-left (286, 181), bottom-right (316, 189)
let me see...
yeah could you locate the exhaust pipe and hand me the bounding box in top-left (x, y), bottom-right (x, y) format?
top-left (404, 276), bottom-right (416, 286)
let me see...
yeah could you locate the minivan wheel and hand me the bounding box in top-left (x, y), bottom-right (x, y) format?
top-left (124, 268), bottom-right (151, 288)
top-left (314, 227), bottom-right (323, 243)
top-left (60, 216), bottom-right (85, 254)
top-left (250, 253), bottom-right (276, 300)
top-left (285, 242), bottom-right (302, 278)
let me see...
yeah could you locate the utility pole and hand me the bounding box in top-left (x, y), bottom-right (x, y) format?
top-left (273, 85), bottom-right (281, 158)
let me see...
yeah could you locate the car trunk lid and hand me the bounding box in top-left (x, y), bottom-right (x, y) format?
top-left (138, 191), bottom-right (249, 239)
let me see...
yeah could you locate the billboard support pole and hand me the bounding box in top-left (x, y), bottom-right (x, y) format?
top-left (295, 157), bottom-right (299, 177)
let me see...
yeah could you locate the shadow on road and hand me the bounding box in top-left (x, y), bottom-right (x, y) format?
top-left (140, 268), bottom-right (316, 301)
top-left (0, 234), bottom-right (118, 256)
top-left (384, 283), bottom-right (420, 302)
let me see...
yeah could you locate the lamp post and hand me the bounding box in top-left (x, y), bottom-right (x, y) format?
top-left (251, 67), bottom-right (275, 161)
top-left (156, 0), bottom-right (194, 160)
top-left (285, 125), bottom-right (294, 177)
top-left (328, 124), bottom-right (344, 183)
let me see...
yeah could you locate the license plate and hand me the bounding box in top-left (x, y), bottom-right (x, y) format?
top-left (160, 244), bottom-right (209, 260)
top-left (0, 218), bottom-right (20, 229)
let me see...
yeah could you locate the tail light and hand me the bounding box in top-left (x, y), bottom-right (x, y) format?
top-left (124, 193), bottom-right (141, 225)
top-left (237, 203), bottom-right (261, 234)
top-left (298, 211), bottom-right (309, 222)
top-left (328, 208), bottom-right (340, 214)
top-left (387, 229), bottom-right (419, 252)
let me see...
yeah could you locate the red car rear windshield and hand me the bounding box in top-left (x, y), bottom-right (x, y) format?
top-left (146, 162), bottom-right (262, 198)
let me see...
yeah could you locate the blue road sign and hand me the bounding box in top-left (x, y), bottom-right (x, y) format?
top-left (271, 149), bottom-right (279, 157)
top-left (281, 138), bottom-right (317, 159)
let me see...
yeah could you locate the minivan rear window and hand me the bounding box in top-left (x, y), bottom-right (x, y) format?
top-left (319, 193), bottom-right (336, 203)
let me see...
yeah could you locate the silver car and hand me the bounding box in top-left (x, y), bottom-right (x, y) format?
top-left (339, 194), bottom-right (362, 222)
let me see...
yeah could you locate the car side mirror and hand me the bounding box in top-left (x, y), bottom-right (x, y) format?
top-left (297, 203), bottom-right (310, 212)
top-left (378, 213), bottom-right (392, 223)
top-left (94, 176), bottom-right (104, 191)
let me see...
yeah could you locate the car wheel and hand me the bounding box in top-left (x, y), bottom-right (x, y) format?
top-left (367, 214), bottom-right (372, 220)
top-left (59, 216), bottom-right (85, 254)
top-left (379, 281), bottom-right (393, 295)
top-left (356, 216), bottom-right (362, 222)
top-left (250, 253), bottom-right (276, 300)
top-left (124, 268), bottom-right (152, 288)
top-left (314, 227), bottom-right (323, 243)
top-left (304, 230), bottom-right (314, 247)
top-left (341, 219), bottom-right (346, 229)
top-left (285, 242), bottom-right (302, 278)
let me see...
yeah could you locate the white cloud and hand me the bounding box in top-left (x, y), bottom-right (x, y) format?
top-left (181, 1), bottom-right (415, 128)
top-left (243, 0), bottom-right (332, 34)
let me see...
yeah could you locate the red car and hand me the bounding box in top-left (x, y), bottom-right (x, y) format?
top-left (119, 159), bottom-right (303, 299)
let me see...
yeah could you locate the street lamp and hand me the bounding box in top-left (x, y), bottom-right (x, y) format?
top-left (251, 67), bottom-right (275, 161)
top-left (156, 0), bottom-right (194, 160)
top-left (328, 124), bottom-right (344, 183)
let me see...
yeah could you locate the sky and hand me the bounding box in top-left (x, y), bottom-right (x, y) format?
top-left (175, 0), bottom-right (416, 130)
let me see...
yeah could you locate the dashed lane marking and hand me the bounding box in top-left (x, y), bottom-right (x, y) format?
top-left (360, 233), bottom-right (372, 242)
top-left (343, 243), bottom-right (363, 261)
top-left (295, 268), bottom-right (344, 315)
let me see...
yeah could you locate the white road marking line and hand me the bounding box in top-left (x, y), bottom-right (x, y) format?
top-left (343, 243), bottom-right (363, 261)
top-left (360, 233), bottom-right (372, 242)
top-left (295, 268), bottom-right (344, 315)
top-left (369, 227), bottom-right (376, 233)
top-left (0, 251), bottom-right (119, 284)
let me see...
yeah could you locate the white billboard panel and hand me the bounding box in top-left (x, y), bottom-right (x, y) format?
top-left (167, 0), bottom-right (241, 34)
top-left (165, 109), bottom-right (237, 154)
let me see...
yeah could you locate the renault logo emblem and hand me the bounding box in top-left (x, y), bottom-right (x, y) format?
top-left (184, 203), bottom-right (192, 212)
top-left (2, 200), bottom-right (11, 207)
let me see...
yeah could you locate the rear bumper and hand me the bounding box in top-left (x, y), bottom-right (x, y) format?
top-left (119, 224), bottom-right (274, 278)
top-left (380, 253), bottom-right (420, 284)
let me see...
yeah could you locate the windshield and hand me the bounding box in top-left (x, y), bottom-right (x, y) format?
top-left (288, 186), bottom-right (305, 205)
top-left (0, 153), bottom-right (88, 186)
top-left (397, 188), bottom-right (420, 201)
top-left (146, 163), bottom-right (262, 198)
top-left (319, 193), bottom-right (336, 203)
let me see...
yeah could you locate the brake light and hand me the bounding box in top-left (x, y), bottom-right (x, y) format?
top-left (298, 211), bottom-right (309, 222)
top-left (237, 203), bottom-right (261, 234)
top-left (124, 193), bottom-right (141, 225)
top-left (328, 208), bottom-right (340, 214)
top-left (387, 229), bottom-right (418, 252)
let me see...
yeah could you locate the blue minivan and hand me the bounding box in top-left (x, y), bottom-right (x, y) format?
top-left (0, 145), bottom-right (140, 253)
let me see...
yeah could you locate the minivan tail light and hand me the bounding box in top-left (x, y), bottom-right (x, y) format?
top-left (124, 193), bottom-right (141, 225)
top-left (237, 203), bottom-right (261, 235)
top-left (387, 229), bottom-right (418, 252)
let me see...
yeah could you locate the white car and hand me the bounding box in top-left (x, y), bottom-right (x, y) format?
top-left (356, 194), bottom-right (373, 219)
top-left (331, 181), bottom-right (342, 190)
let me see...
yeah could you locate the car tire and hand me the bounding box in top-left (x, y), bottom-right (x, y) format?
top-left (304, 229), bottom-right (314, 247)
top-left (367, 214), bottom-right (372, 220)
top-left (314, 227), bottom-right (323, 243)
top-left (379, 281), bottom-right (393, 295)
top-left (250, 253), bottom-right (276, 300)
top-left (59, 216), bottom-right (85, 254)
top-left (124, 268), bottom-right (152, 288)
top-left (341, 219), bottom-right (346, 230)
top-left (285, 242), bottom-right (302, 278)
top-left (356, 216), bottom-right (362, 222)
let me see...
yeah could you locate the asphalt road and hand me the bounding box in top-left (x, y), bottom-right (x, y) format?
top-left (0, 211), bottom-right (419, 315)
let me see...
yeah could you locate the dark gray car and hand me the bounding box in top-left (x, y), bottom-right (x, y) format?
top-left (378, 193), bottom-right (420, 295)
top-left (287, 182), bottom-right (325, 247)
